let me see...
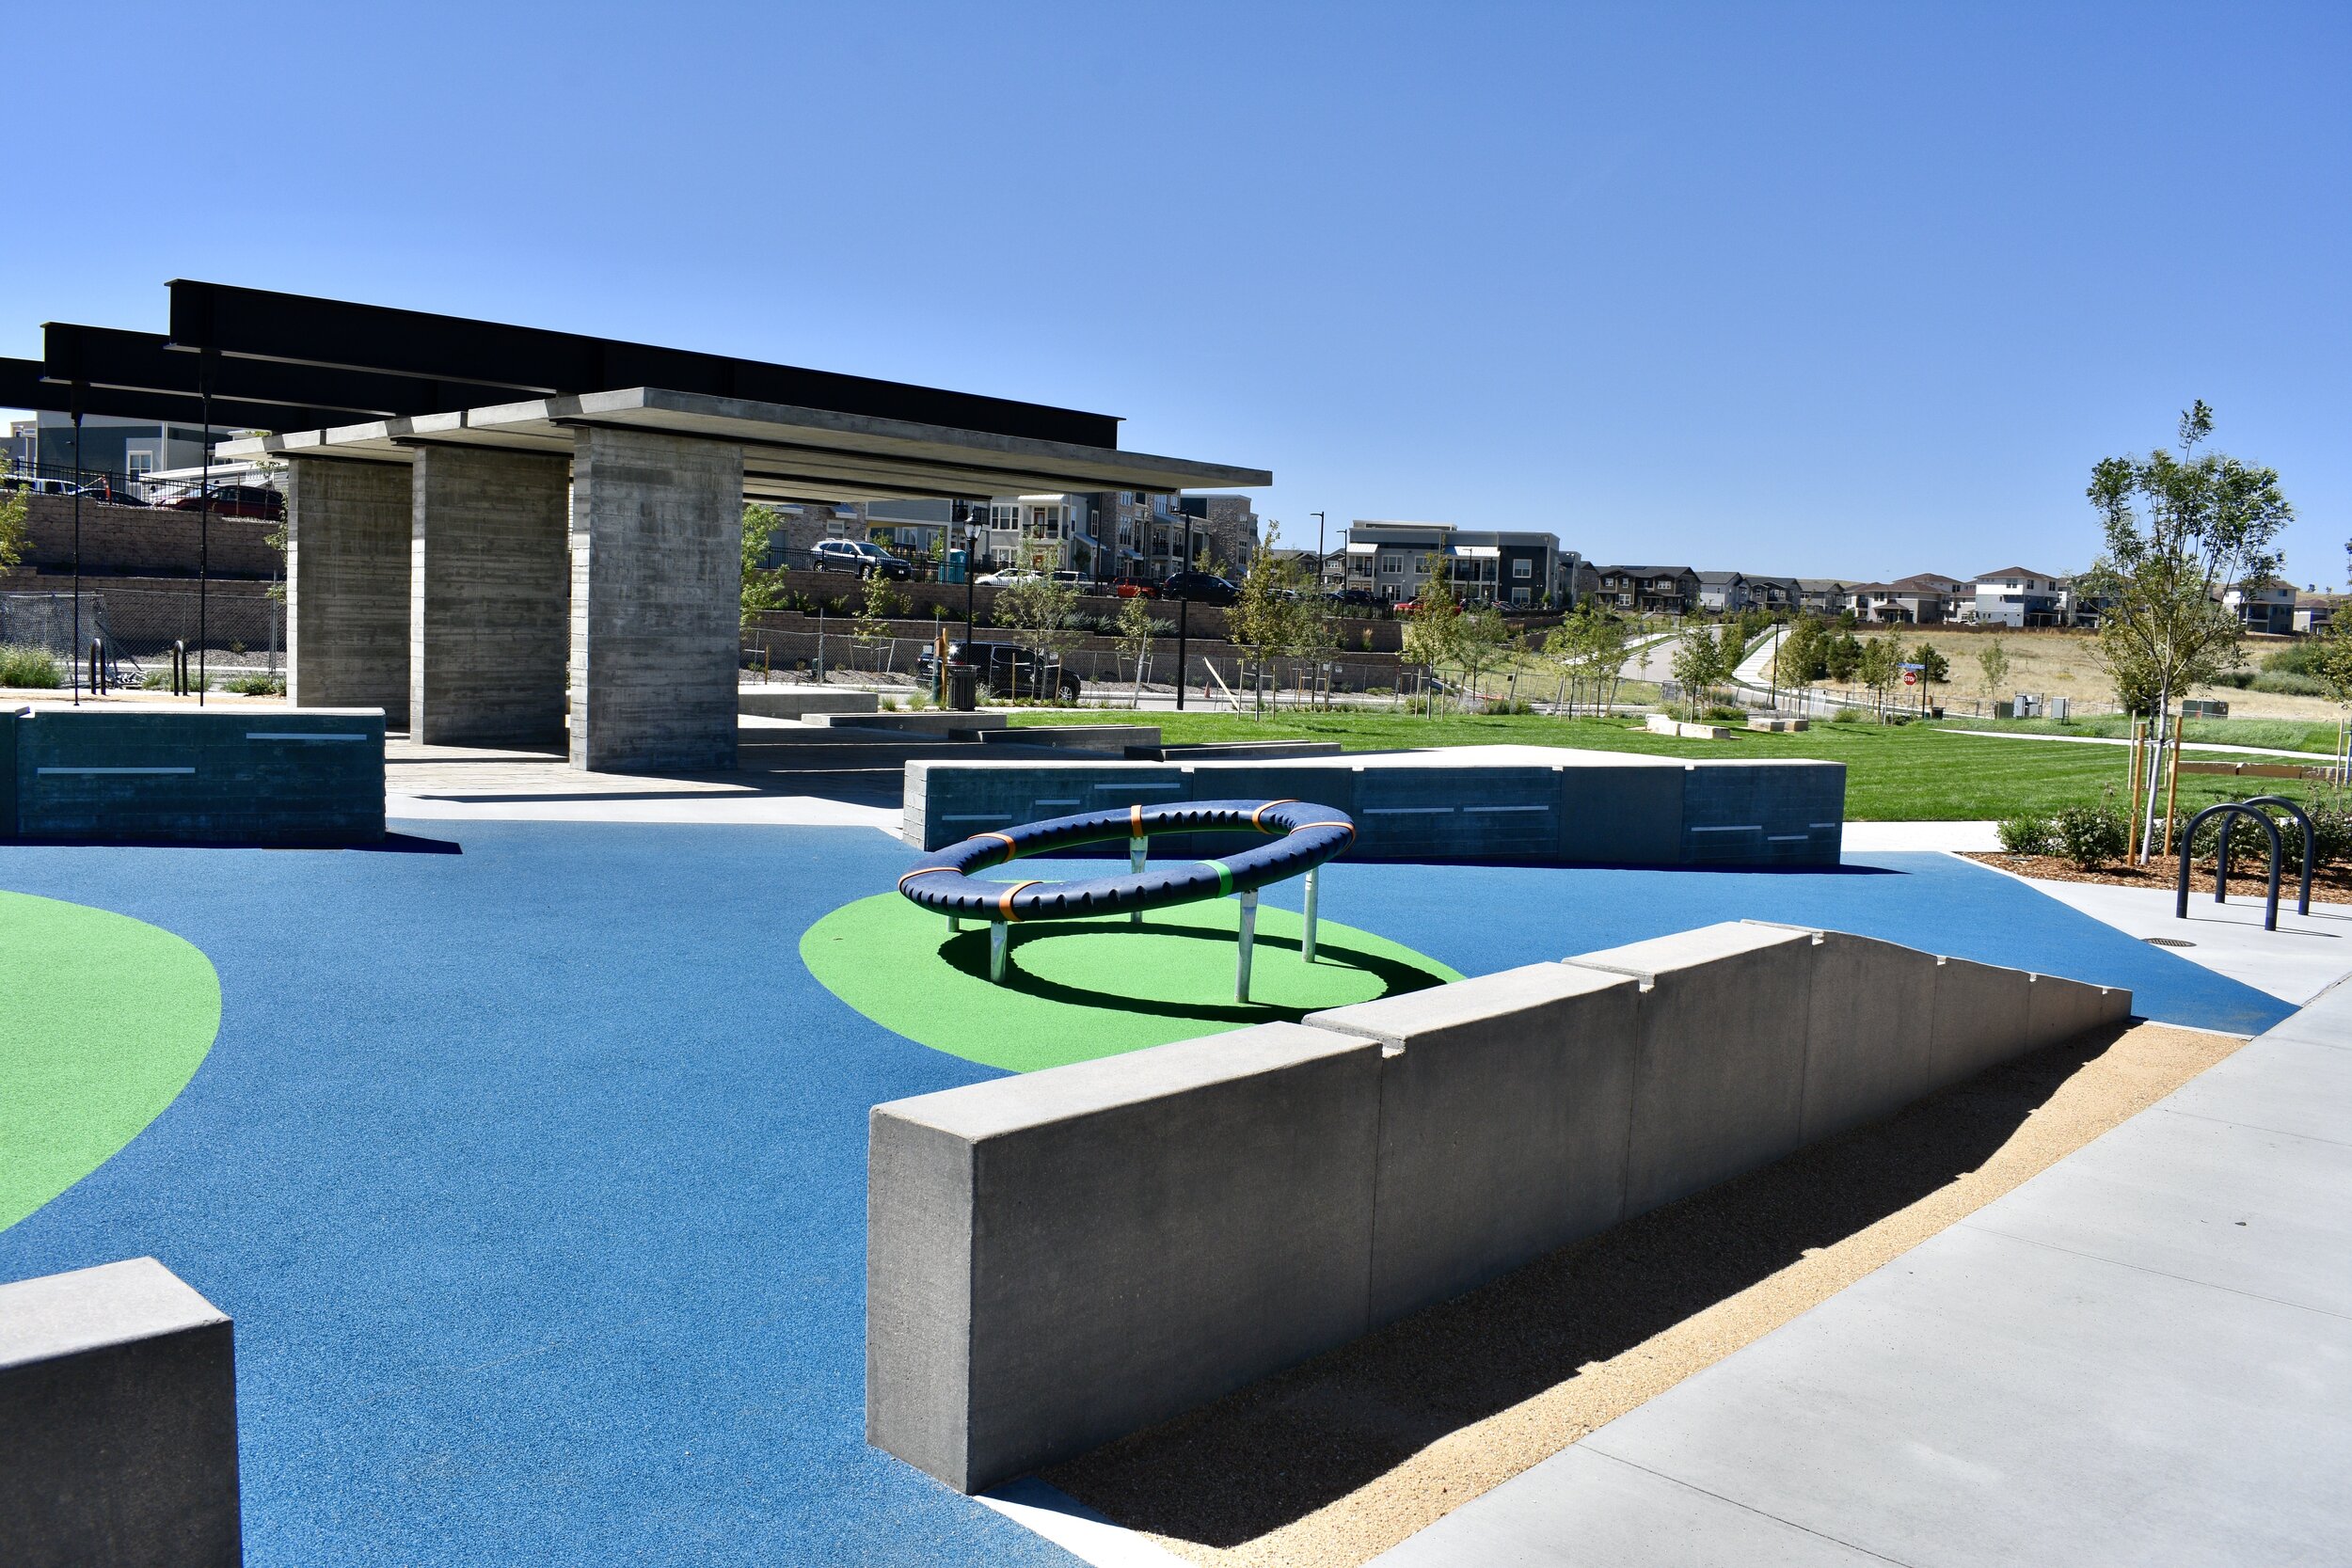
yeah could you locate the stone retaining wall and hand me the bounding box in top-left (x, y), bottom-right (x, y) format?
top-left (866, 922), bottom-right (2132, 1491)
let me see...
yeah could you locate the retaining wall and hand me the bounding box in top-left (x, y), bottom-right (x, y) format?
top-left (866, 921), bottom-right (2131, 1491)
top-left (3, 705), bottom-right (385, 844)
top-left (903, 750), bottom-right (1845, 867)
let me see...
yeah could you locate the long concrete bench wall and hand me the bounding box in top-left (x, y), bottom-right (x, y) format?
top-left (866, 921), bottom-right (2130, 1492)
top-left (903, 753), bottom-right (1846, 867)
top-left (0, 1258), bottom-right (242, 1567)
top-left (0, 706), bottom-right (385, 844)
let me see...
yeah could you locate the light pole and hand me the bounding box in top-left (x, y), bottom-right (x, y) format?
top-left (1174, 509), bottom-right (1197, 711)
top-left (1311, 510), bottom-right (1326, 594)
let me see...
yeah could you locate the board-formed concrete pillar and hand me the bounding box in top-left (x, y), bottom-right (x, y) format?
top-left (410, 446), bottom-right (570, 746)
top-left (568, 426), bottom-right (743, 772)
top-left (286, 456), bottom-right (411, 726)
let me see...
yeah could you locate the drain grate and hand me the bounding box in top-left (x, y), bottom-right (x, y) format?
top-left (2144, 936), bottom-right (2197, 948)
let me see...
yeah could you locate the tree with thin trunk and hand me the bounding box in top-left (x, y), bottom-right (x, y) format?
top-left (1976, 636), bottom-right (2010, 698)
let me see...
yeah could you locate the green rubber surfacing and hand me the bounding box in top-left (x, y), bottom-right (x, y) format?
top-left (803, 890), bottom-right (1458, 1072)
top-left (0, 891), bottom-right (222, 1230)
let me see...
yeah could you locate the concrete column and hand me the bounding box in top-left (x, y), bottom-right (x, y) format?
top-left (568, 426), bottom-right (742, 772)
top-left (409, 446), bottom-right (570, 746)
top-left (286, 456), bottom-right (411, 726)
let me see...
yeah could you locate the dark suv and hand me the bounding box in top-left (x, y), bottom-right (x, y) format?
top-left (1158, 570), bottom-right (1239, 606)
top-left (810, 538), bottom-right (915, 579)
top-left (916, 641), bottom-right (1082, 702)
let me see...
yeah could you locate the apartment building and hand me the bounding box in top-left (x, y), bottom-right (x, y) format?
top-left (1343, 520), bottom-right (1566, 606)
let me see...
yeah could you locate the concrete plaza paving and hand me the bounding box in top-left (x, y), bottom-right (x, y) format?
top-left (1368, 977), bottom-right (2352, 1568)
top-left (2015, 874), bottom-right (2352, 1005)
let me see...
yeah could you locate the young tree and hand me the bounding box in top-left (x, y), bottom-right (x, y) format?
top-left (0, 485), bottom-right (28, 577)
top-left (1909, 641), bottom-right (1950, 713)
top-left (739, 503), bottom-right (789, 625)
top-left (1230, 523), bottom-right (1304, 716)
top-left (1856, 633), bottom-right (1901, 718)
top-left (1772, 614), bottom-right (1825, 693)
top-left (1822, 628), bottom-right (1864, 685)
top-left (2083, 401), bottom-right (2292, 717)
top-left (1976, 636), bottom-right (2011, 697)
top-left (1114, 592), bottom-right (1161, 708)
top-left (1671, 621), bottom-right (1726, 720)
top-left (1454, 604), bottom-right (1518, 710)
top-left (992, 524), bottom-right (1082, 699)
top-left (1401, 556), bottom-right (1464, 710)
top-left (850, 573), bottom-right (905, 670)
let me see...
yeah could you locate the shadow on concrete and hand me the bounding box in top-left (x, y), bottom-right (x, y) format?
top-left (0, 832), bottom-right (460, 854)
top-left (934, 918), bottom-right (1448, 1027)
top-left (1043, 1019), bottom-right (2137, 1548)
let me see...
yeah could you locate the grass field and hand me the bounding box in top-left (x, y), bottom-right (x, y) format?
top-left (1932, 714), bottom-right (2347, 755)
top-left (1009, 709), bottom-right (2348, 821)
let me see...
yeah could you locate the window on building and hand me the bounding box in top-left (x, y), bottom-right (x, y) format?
top-left (1512, 586), bottom-right (1531, 606)
top-left (1379, 555), bottom-right (1402, 577)
top-left (1512, 559), bottom-right (1532, 579)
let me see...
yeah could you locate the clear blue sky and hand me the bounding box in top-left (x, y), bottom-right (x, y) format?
top-left (10, 2), bottom-right (2346, 584)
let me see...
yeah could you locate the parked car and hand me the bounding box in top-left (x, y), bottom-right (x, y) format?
top-left (76, 481), bottom-right (146, 507)
top-left (1158, 570), bottom-right (1239, 606)
top-left (975, 567), bottom-right (1040, 587)
top-left (167, 484), bottom-right (284, 520)
top-left (1107, 575), bottom-right (1160, 599)
top-left (1, 474), bottom-right (81, 497)
top-left (809, 538), bottom-right (914, 579)
top-left (1327, 587), bottom-right (1379, 609)
top-left (914, 641), bottom-right (1083, 702)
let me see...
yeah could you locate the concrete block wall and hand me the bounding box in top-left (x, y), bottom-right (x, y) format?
top-left (410, 447), bottom-right (570, 746)
top-left (287, 456), bottom-right (412, 726)
top-left (901, 754), bottom-right (1845, 868)
top-left (866, 922), bottom-right (2129, 1491)
top-left (0, 1258), bottom-right (241, 1568)
top-left (570, 427), bottom-right (743, 772)
top-left (5, 706), bottom-right (385, 845)
top-left (18, 493), bottom-right (280, 578)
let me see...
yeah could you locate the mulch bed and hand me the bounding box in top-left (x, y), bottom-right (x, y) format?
top-left (1961, 851), bottom-right (2352, 899)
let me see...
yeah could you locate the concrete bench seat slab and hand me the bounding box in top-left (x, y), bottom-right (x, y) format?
top-left (0, 1257), bottom-right (240, 1568)
top-left (868, 1022), bottom-right (1382, 1494)
top-left (736, 688), bottom-right (880, 719)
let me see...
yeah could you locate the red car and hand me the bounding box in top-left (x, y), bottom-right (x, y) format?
top-left (169, 484), bottom-right (285, 521)
top-left (1106, 576), bottom-right (1160, 599)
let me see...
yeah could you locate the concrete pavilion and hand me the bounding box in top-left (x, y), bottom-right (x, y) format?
top-left (6, 280), bottom-right (1267, 774)
top-left (224, 387), bottom-right (1266, 771)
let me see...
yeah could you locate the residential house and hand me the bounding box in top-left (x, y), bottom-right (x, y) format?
top-left (1743, 575), bottom-right (1801, 612)
top-left (1795, 578), bottom-right (1851, 615)
top-left (1593, 564), bottom-right (1700, 613)
top-left (2222, 578), bottom-right (2298, 637)
top-left (1969, 567), bottom-right (2067, 627)
top-left (1695, 571), bottom-right (1750, 612)
top-left (1345, 520), bottom-right (1566, 607)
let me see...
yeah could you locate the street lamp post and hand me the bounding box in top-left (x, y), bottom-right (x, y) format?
top-left (1311, 510), bottom-right (1326, 594)
top-left (1174, 511), bottom-right (1197, 711)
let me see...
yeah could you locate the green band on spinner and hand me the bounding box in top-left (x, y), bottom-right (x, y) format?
top-left (1200, 859), bottom-right (1235, 897)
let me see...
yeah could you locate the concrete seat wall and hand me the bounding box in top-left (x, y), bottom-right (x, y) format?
top-left (0, 1258), bottom-right (241, 1568)
top-left (3, 707), bottom-right (385, 845)
top-left (866, 921), bottom-right (2129, 1493)
top-left (901, 755), bottom-right (1846, 867)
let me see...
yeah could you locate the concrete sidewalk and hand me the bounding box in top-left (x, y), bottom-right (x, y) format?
top-left (2018, 875), bottom-right (2352, 1006)
top-left (1370, 980), bottom-right (2352, 1567)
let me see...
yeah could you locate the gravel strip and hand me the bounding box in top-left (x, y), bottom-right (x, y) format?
top-left (1045, 1020), bottom-right (2240, 1568)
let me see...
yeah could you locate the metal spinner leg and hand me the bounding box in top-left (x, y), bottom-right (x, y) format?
top-left (948, 914), bottom-right (961, 934)
top-left (990, 921), bottom-right (1009, 984)
top-left (1130, 835), bottom-right (1147, 925)
top-left (1301, 866), bottom-right (1319, 964)
top-left (1236, 889), bottom-right (1258, 1003)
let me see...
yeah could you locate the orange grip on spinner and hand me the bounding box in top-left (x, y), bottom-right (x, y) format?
top-left (997, 879), bottom-right (1043, 922)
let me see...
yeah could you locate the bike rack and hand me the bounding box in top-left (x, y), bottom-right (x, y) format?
top-left (2175, 802), bottom-right (2283, 932)
top-left (2240, 795), bottom-right (2315, 918)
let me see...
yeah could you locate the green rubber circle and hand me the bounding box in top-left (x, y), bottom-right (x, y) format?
top-left (803, 891), bottom-right (1458, 1073)
top-left (0, 892), bottom-right (222, 1231)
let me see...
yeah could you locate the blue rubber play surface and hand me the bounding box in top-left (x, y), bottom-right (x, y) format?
top-left (0, 824), bottom-right (2289, 1564)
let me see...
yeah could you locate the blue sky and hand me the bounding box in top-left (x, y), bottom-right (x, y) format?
top-left (9, 2), bottom-right (2345, 583)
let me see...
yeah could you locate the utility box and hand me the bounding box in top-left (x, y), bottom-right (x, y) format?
top-left (2183, 698), bottom-right (2230, 720)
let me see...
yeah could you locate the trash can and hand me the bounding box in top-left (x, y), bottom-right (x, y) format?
top-left (946, 663), bottom-right (978, 711)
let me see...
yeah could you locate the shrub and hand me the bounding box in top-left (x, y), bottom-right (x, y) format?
top-left (1485, 697), bottom-right (1535, 715)
top-left (222, 672), bottom-right (285, 696)
top-left (2051, 805), bottom-right (2126, 870)
top-left (0, 644), bottom-right (60, 688)
top-left (1997, 813), bottom-right (2055, 855)
top-left (1830, 706), bottom-right (1867, 724)
top-left (1704, 704), bottom-right (1746, 722)
top-left (2250, 670), bottom-right (2329, 697)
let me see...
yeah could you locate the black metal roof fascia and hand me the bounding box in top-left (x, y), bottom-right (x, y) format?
top-left (2, 356), bottom-right (355, 434)
top-left (40, 324), bottom-right (483, 420)
top-left (167, 280), bottom-right (1122, 449)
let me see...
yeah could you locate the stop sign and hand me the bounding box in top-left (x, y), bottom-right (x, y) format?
top-left (1902, 669), bottom-right (1919, 686)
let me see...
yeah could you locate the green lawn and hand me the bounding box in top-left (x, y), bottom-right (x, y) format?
top-left (1008, 709), bottom-right (2345, 821)
top-left (1926, 714), bottom-right (2346, 755)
